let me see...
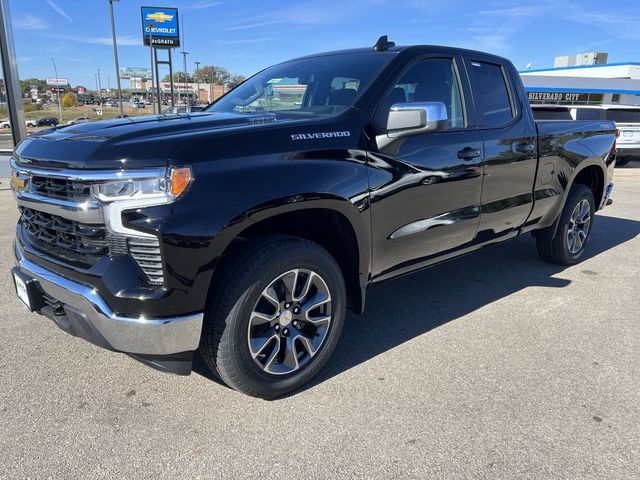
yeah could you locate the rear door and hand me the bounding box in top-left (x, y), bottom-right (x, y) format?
top-left (464, 58), bottom-right (538, 240)
top-left (367, 55), bottom-right (484, 278)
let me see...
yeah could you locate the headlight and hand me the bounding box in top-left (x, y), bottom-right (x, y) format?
top-left (90, 166), bottom-right (192, 203)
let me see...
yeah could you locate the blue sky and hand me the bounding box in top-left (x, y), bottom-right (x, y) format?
top-left (8, 0), bottom-right (640, 87)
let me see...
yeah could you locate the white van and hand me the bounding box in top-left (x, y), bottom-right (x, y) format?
top-left (532, 104), bottom-right (640, 166)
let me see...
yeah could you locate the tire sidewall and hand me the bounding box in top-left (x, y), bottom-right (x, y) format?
top-left (222, 244), bottom-right (346, 397)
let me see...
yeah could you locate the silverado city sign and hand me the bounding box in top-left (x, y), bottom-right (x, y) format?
top-left (528, 92), bottom-right (586, 102)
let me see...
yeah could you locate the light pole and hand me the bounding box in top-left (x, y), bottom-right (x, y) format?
top-left (146, 23), bottom-right (156, 113)
top-left (108, 0), bottom-right (124, 116)
top-left (194, 61), bottom-right (200, 105)
top-left (0, 0), bottom-right (27, 145)
top-left (179, 50), bottom-right (188, 105)
top-left (97, 68), bottom-right (102, 104)
top-left (51, 57), bottom-right (63, 122)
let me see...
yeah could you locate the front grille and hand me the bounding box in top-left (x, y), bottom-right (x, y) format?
top-left (30, 175), bottom-right (91, 202)
top-left (20, 207), bottom-right (108, 265)
top-left (127, 237), bottom-right (164, 285)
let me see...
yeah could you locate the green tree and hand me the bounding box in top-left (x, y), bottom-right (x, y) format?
top-left (193, 65), bottom-right (231, 85)
top-left (61, 92), bottom-right (77, 108)
top-left (161, 71), bottom-right (193, 83)
top-left (228, 74), bottom-right (246, 89)
top-left (20, 78), bottom-right (48, 96)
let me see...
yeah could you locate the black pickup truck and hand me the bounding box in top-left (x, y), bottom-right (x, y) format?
top-left (10, 38), bottom-right (616, 398)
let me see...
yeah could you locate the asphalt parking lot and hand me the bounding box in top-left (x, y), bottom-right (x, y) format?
top-left (0, 168), bottom-right (639, 479)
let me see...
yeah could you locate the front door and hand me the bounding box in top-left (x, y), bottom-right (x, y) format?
top-left (367, 56), bottom-right (484, 279)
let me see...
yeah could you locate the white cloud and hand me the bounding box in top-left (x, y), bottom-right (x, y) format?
top-left (218, 37), bottom-right (275, 45)
top-left (14, 14), bottom-right (49, 30)
top-left (45, 0), bottom-right (72, 22)
top-left (39, 33), bottom-right (140, 47)
top-left (189, 1), bottom-right (223, 9)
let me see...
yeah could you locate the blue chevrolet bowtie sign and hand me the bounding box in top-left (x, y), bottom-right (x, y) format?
top-left (141, 6), bottom-right (180, 47)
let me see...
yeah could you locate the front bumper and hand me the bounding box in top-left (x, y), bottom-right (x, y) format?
top-left (13, 245), bottom-right (203, 356)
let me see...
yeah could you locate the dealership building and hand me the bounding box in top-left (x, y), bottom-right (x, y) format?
top-left (127, 78), bottom-right (228, 104)
top-left (520, 54), bottom-right (640, 106)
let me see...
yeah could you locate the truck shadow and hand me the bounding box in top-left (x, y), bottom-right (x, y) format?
top-left (192, 214), bottom-right (640, 396)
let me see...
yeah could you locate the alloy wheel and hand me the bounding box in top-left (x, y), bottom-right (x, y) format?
top-left (247, 269), bottom-right (332, 375)
top-left (567, 198), bottom-right (591, 254)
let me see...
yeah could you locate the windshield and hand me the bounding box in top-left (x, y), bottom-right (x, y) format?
top-left (207, 53), bottom-right (394, 118)
top-left (605, 109), bottom-right (640, 123)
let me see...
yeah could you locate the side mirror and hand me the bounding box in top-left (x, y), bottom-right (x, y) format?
top-left (386, 102), bottom-right (448, 137)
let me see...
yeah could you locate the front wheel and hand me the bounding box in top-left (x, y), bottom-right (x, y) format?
top-left (536, 184), bottom-right (595, 265)
top-left (200, 236), bottom-right (346, 399)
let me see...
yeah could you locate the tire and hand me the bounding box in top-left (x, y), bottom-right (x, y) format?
top-left (615, 157), bottom-right (631, 167)
top-left (536, 184), bottom-right (595, 265)
top-left (200, 235), bottom-right (346, 399)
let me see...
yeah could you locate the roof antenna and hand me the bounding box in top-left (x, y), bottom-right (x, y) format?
top-left (373, 35), bottom-right (395, 52)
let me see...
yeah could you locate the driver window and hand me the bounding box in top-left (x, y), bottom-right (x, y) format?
top-left (377, 58), bottom-right (465, 129)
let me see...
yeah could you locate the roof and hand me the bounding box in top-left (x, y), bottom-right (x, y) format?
top-left (520, 62), bottom-right (640, 74)
top-left (531, 104), bottom-right (640, 110)
top-left (521, 74), bottom-right (640, 96)
top-left (285, 44), bottom-right (511, 65)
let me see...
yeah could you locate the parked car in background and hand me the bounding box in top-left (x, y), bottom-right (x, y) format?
top-left (66, 116), bottom-right (91, 125)
top-left (35, 117), bottom-right (60, 127)
top-left (0, 119), bottom-right (36, 128)
top-left (106, 101), bottom-right (119, 108)
top-left (532, 104), bottom-right (640, 166)
top-left (25, 119), bottom-right (38, 128)
top-left (133, 102), bottom-right (146, 109)
top-left (161, 105), bottom-right (204, 114)
top-left (76, 93), bottom-right (101, 106)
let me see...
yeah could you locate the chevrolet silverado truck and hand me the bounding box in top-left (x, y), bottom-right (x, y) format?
top-left (10, 38), bottom-right (616, 398)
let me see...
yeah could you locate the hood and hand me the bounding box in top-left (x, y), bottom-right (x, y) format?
top-left (14, 112), bottom-right (309, 170)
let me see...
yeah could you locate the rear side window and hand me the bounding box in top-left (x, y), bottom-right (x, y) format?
top-left (605, 109), bottom-right (640, 123)
top-left (532, 108), bottom-right (572, 121)
top-left (575, 109), bottom-right (603, 120)
top-left (470, 61), bottom-right (514, 127)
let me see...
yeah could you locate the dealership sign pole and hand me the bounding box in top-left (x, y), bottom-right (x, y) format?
top-left (108, 0), bottom-right (125, 117)
top-left (50, 59), bottom-right (63, 123)
top-left (0, 0), bottom-right (27, 145)
top-left (142, 6), bottom-right (180, 112)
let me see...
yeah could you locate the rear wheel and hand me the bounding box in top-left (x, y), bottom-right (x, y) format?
top-left (200, 236), bottom-right (346, 399)
top-left (536, 184), bottom-right (595, 265)
top-left (616, 157), bottom-right (631, 167)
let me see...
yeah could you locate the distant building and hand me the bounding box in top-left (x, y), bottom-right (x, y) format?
top-left (129, 79), bottom-right (228, 104)
top-left (521, 59), bottom-right (640, 106)
top-left (554, 52), bottom-right (608, 68)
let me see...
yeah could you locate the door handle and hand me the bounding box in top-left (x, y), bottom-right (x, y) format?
top-left (457, 147), bottom-right (481, 160)
top-left (516, 142), bottom-right (534, 153)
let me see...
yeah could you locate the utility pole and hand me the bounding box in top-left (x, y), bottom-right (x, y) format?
top-left (179, 50), bottom-right (188, 105)
top-left (0, 0), bottom-right (27, 144)
top-left (97, 68), bottom-right (102, 104)
top-left (146, 23), bottom-right (156, 113)
top-left (108, 0), bottom-right (124, 116)
top-left (194, 61), bottom-right (200, 105)
top-left (51, 57), bottom-right (63, 122)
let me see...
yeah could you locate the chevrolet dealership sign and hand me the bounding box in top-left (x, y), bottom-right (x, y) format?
top-left (141, 6), bottom-right (180, 47)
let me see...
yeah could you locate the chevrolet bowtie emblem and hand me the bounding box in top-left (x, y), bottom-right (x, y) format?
top-left (146, 11), bottom-right (174, 23)
top-left (10, 171), bottom-right (28, 193)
